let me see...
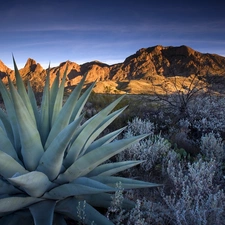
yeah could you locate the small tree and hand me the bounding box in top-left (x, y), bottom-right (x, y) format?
top-left (153, 74), bottom-right (208, 120)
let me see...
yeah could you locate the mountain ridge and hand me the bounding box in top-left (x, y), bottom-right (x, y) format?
top-left (1, 45), bottom-right (225, 94)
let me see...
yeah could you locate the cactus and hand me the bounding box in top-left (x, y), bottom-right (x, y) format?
top-left (0, 58), bottom-right (160, 225)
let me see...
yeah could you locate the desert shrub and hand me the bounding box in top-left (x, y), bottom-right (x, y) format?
top-left (117, 117), bottom-right (171, 178)
top-left (123, 117), bottom-right (155, 138)
top-left (200, 132), bottom-right (225, 162)
top-left (106, 182), bottom-right (129, 225)
top-left (125, 197), bottom-right (172, 225)
top-left (153, 94), bottom-right (225, 152)
top-left (163, 151), bottom-right (225, 225)
top-left (199, 132), bottom-right (225, 180)
top-left (111, 114), bottom-right (225, 225)
top-left (187, 95), bottom-right (225, 136)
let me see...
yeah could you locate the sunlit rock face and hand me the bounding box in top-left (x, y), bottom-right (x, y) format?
top-left (1, 45), bottom-right (225, 94)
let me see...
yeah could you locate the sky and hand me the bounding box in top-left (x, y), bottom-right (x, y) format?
top-left (0, 0), bottom-right (225, 69)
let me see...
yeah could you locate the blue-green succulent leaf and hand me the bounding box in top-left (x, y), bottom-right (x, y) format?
top-left (0, 179), bottom-right (22, 195)
top-left (80, 106), bottom-right (127, 157)
top-left (13, 57), bottom-right (36, 123)
top-left (78, 192), bottom-right (135, 209)
top-left (0, 196), bottom-right (43, 213)
top-left (53, 214), bottom-right (67, 225)
top-left (29, 200), bottom-right (56, 225)
top-left (37, 115), bottom-right (83, 181)
top-left (8, 171), bottom-right (52, 197)
top-left (0, 210), bottom-right (34, 225)
top-left (8, 79), bottom-right (44, 170)
top-left (27, 81), bottom-right (40, 126)
top-left (45, 72), bottom-right (86, 149)
top-left (0, 126), bottom-right (20, 162)
top-left (49, 70), bottom-right (59, 122)
top-left (39, 68), bottom-right (51, 145)
top-left (0, 77), bottom-right (20, 150)
top-left (64, 95), bottom-right (125, 167)
top-left (0, 150), bottom-right (28, 178)
top-left (84, 127), bottom-right (126, 153)
top-left (91, 176), bottom-right (162, 189)
top-left (51, 67), bottom-right (68, 125)
top-left (70, 79), bottom-right (95, 122)
top-left (0, 108), bottom-right (14, 145)
top-left (86, 160), bottom-right (143, 177)
top-left (57, 134), bottom-right (148, 183)
top-left (44, 177), bottom-right (115, 200)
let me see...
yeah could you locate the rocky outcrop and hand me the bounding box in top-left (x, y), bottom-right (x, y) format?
top-left (110, 45), bottom-right (225, 80)
top-left (0, 45), bottom-right (225, 94)
top-left (0, 60), bottom-right (13, 82)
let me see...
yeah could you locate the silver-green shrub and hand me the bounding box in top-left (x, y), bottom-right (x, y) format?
top-left (187, 95), bottom-right (225, 135)
top-left (118, 117), bottom-right (171, 172)
top-left (164, 152), bottom-right (225, 225)
top-left (200, 132), bottom-right (225, 162)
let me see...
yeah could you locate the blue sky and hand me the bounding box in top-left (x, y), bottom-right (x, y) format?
top-left (1, 0), bottom-right (225, 69)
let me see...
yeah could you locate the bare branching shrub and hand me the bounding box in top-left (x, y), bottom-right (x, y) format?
top-left (153, 74), bottom-right (207, 121)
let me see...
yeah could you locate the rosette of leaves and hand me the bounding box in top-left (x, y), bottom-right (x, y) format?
top-left (0, 58), bottom-right (160, 225)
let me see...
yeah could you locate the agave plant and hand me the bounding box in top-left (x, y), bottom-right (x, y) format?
top-left (0, 58), bottom-right (160, 225)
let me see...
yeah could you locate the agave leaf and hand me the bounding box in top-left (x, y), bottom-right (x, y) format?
top-left (64, 95), bottom-right (125, 167)
top-left (39, 68), bottom-right (51, 145)
top-left (0, 210), bottom-right (34, 225)
top-left (79, 106), bottom-right (128, 157)
top-left (0, 196), bottom-right (43, 213)
top-left (56, 134), bottom-right (148, 183)
top-left (29, 200), bottom-right (56, 225)
top-left (8, 171), bottom-right (52, 197)
top-left (8, 79), bottom-right (44, 170)
top-left (49, 71), bottom-right (60, 120)
top-left (43, 177), bottom-right (115, 200)
top-left (27, 81), bottom-right (40, 126)
top-left (0, 108), bottom-right (14, 145)
top-left (13, 57), bottom-right (36, 123)
top-left (53, 213), bottom-right (67, 225)
top-left (86, 160), bottom-right (143, 177)
top-left (37, 115), bottom-right (83, 181)
top-left (69, 80), bottom-right (96, 122)
top-left (51, 67), bottom-right (68, 125)
top-left (78, 192), bottom-right (135, 209)
top-left (0, 179), bottom-right (22, 195)
top-left (0, 77), bottom-right (20, 150)
top-left (56, 197), bottom-right (115, 225)
top-left (0, 126), bottom-right (20, 162)
top-left (44, 72), bottom-right (86, 149)
top-left (83, 127), bottom-right (126, 153)
top-left (0, 151), bottom-right (28, 179)
top-left (91, 176), bottom-right (162, 189)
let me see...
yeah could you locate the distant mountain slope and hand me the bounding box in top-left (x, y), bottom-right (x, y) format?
top-left (1, 45), bottom-right (225, 94)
